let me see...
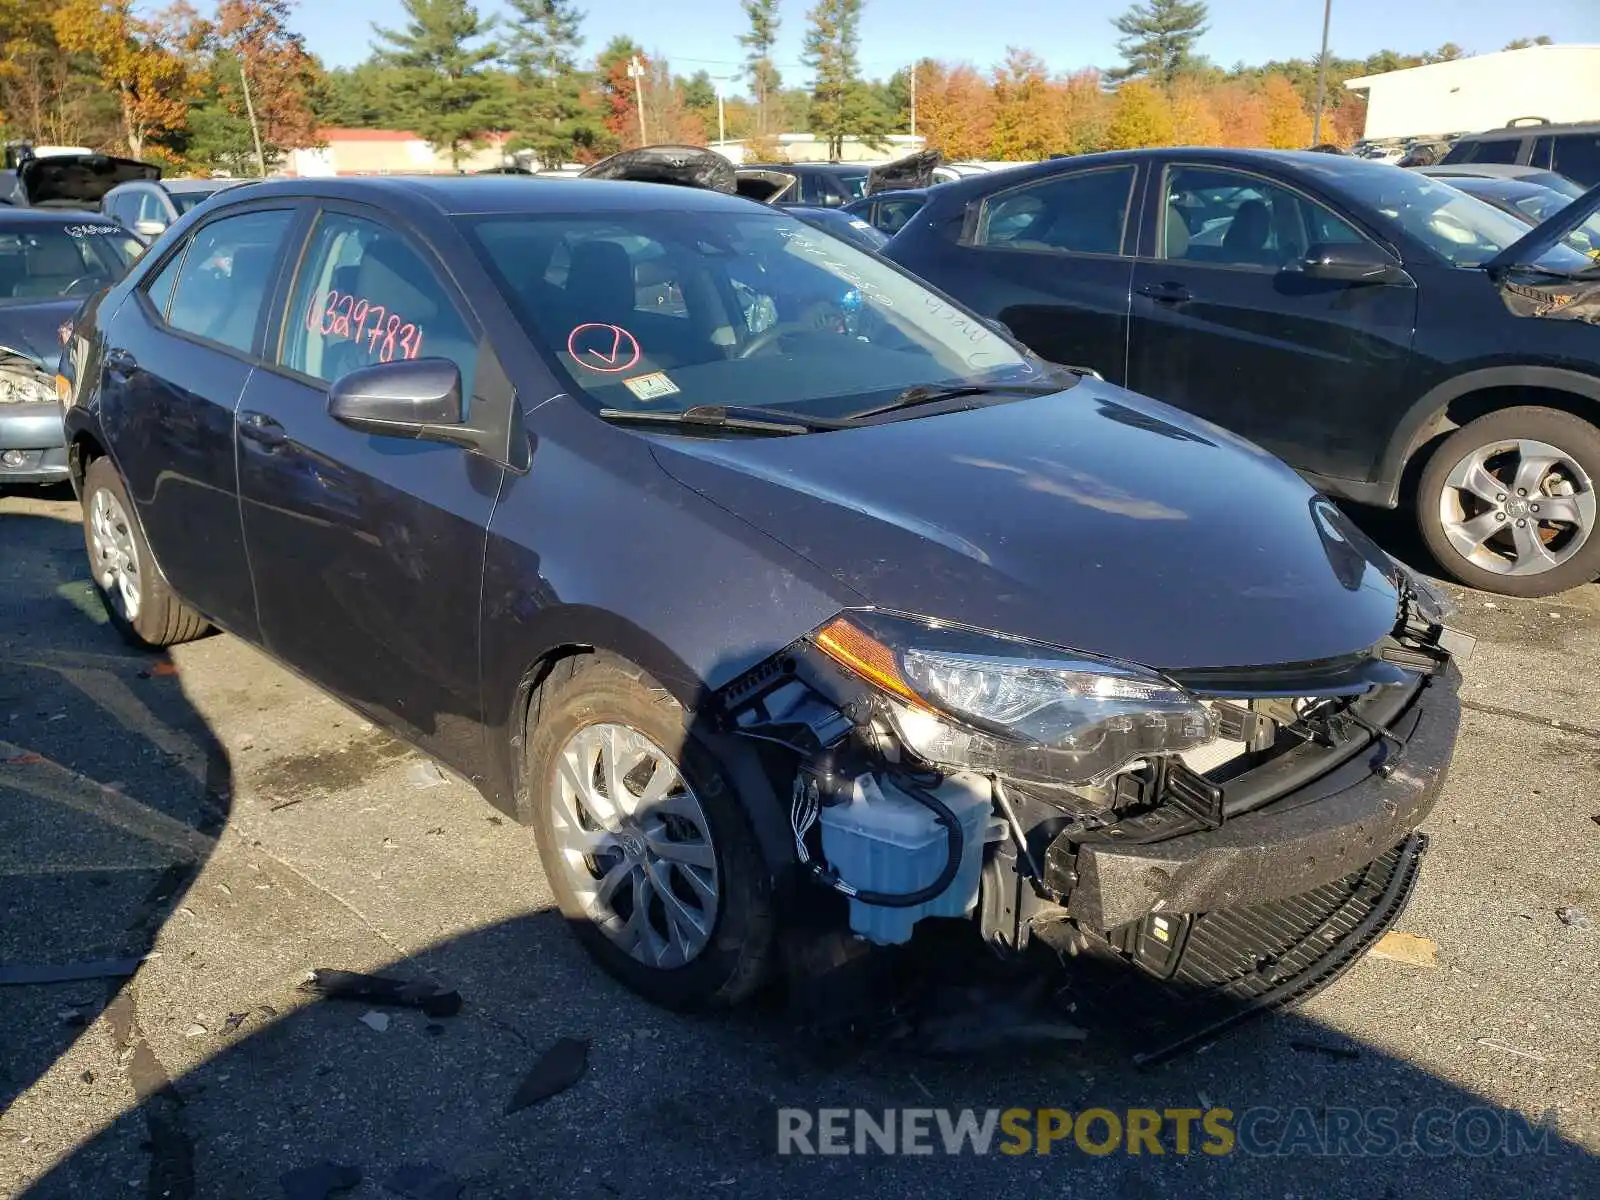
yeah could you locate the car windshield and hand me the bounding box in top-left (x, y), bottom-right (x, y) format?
top-left (460, 208), bottom-right (1043, 421)
top-left (172, 188), bottom-right (222, 213)
top-left (1323, 166), bottom-right (1594, 271)
top-left (1453, 182), bottom-right (1600, 261)
top-left (0, 221), bottom-right (141, 305)
top-left (836, 172), bottom-right (868, 200)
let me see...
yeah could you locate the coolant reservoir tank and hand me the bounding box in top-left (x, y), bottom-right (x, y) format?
top-left (818, 772), bottom-right (1000, 945)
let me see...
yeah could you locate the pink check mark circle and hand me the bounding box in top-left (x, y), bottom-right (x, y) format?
top-left (567, 323), bottom-right (642, 373)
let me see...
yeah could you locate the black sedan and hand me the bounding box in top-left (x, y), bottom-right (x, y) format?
top-left (1, 210), bottom-right (143, 487)
top-left (884, 148), bottom-right (1600, 596)
top-left (59, 177), bottom-right (1462, 1026)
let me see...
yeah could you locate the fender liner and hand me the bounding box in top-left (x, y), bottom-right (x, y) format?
top-left (1378, 366), bottom-right (1600, 506)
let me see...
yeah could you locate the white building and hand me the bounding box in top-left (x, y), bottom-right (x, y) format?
top-left (1344, 44), bottom-right (1600, 141)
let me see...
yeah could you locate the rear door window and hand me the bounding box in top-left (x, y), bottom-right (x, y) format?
top-left (1449, 137), bottom-right (1524, 165)
top-left (974, 166), bottom-right (1137, 256)
top-left (165, 209), bottom-right (294, 355)
top-left (278, 211), bottom-right (477, 391)
top-left (1549, 133), bottom-right (1600, 187)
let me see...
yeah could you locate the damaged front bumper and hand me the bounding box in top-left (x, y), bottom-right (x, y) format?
top-left (0, 400), bottom-right (70, 484)
top-left (1052, 662), bottom-right (1459, 930)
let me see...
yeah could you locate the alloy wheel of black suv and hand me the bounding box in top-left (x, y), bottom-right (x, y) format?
top-left (1417, 406), bottom-right (1600, 596)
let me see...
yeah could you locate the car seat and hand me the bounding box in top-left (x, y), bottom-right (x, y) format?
top-left (1222, 199), bottom-right (1273, 263)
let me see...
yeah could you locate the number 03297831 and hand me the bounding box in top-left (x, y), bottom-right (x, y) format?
top-left (306, 289), bottom-right (424, 363)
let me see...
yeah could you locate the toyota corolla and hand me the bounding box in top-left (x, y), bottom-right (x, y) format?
top-left (58, 177), bottom-right (1463, 1034)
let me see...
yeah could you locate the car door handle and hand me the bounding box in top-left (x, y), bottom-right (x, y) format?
top-left (1137, 282), bottom-right (1193, 305)
top-left (238, 411), bottom-right (288, 448)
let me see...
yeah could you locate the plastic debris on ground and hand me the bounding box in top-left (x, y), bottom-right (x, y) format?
top-left (408, 761), bottom-right (448, 789)
top-left (300, 968), bottom-right (463, 1017)
top-left (505, 1036), bottom-right (589, 1114)
top-left (1369, 930), bottom-right (1437, 966)
top-left (359, 1010), bottom-right (391, 1033)
top-left (1556, 906), bottom-right (1592, 929)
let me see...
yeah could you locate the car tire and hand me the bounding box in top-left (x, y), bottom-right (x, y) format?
top-left (81, 456), bottom-right (209, 647)
top-left (524, 653), bottom-right (774, 1010)
top-left (1417, 406), bottom-right (1600, 597)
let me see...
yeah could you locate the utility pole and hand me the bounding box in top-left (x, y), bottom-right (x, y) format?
top-left (628, 55), bottom-right (648, 146)
top-left (1312, 0), bottom-right (1333, 144)
top-left (909, 62), bottom-right (917, 139)
top-left (239, 58), bottom-right (267, 178)
top-left (714, 78), bottom-right (727, 146)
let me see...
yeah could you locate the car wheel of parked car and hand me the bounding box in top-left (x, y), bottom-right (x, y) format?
top-left (524, 653), bottom-right (774, 1010)
top-left (1418, 406), bottom-right (1600, 597)
top-left (81, 457), bottom-right (209, 647)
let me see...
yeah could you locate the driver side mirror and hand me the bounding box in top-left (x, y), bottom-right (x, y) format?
top-left (329, 358), bottom-right (464, 441)
top-left (1294, 242), bottom-right (1410, 285)
top-left (132, 219), bottom-right (167, 241)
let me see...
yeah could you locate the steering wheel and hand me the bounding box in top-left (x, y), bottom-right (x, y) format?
top-left (734, 301), bottom-right (848, 360)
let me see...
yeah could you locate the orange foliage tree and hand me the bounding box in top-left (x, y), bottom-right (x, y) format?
top-left (1105, 79), bottom-right (1175, 150)
top-left (914, 61), bottom-right (996, 161)
top-left (988, 48), bottom-right (1063, 160)
top-left (1261, 73), bottom-right (1312, 148)
top-left (214, 0), bottom-right (321, 173)
top-left (52, 0), bottom-right (196, 157)
top-left (1211, 81), bottom-right (1267, 147)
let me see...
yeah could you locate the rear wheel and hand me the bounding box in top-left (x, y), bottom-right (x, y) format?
top-left (1417, 406), bottom-right (1600, 597)
top-left (524, 654), bottom-right (774, 1010)
top-left (81, 456), bottom-right (209, 647)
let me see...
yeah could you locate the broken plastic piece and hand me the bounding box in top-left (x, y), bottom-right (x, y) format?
top-left (1368, 930), bottom-right (1437, 966)
top-left (0, 957), bottom-right (143, 986)
top-left (280, 1161), bottom-right (361, 1200)
top-left (1556, 906), bottom-right (1592, 929)
top-left (301, 969), bottom-right (463, 1017)
top-left (505, 1036), bottom-right (589, 1114)
top-left (359, 1010), bottom-right (391, 1033)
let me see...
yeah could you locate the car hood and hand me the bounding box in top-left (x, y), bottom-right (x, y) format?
top-left (0, 298), bottom-right (78, 367)
top-left (648, 382), bottom-right (1403, 672)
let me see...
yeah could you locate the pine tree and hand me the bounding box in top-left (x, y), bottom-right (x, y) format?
top-left (1106, 0), bottom-right (1209, 88)
top-left (503, 0), bottom-right (597, 167)
top-left (738, 0), bottom-right (781, 133)
top-left (373, 0), bottom-right (504, 169)
top-left (804, 0), bottom-right (881, 159)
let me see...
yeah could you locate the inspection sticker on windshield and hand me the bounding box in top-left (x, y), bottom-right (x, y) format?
top-left (622, 371), bottom-right (680, 402)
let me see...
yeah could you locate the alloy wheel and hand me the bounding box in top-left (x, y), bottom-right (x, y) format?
top-left (1437, 437), bottom-right (1596, 578)
top-left (549, 723), bottom-right (720, 969)
top-left (88, 488), bottom-right (142, 621)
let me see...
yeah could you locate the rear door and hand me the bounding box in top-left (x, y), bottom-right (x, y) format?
top-left (1126, 160), bottom-right (1419, 481)
top-left (908, 163), bottom-right (1142, 380)
top-left (95, 203), bottom-right (300, 638)
top-left (234, 203), bottom-right (501, 769)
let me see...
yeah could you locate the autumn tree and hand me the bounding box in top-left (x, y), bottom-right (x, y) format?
top-left (52, 0), bottom-right (197, 157)
top-left (1168, 77), bottom-right (1220, 145)
top-left (1105, 78), bottom-right (1175, 149)
top-left (803, 0), bottom-right (868, 159)
top-left (1058, 69), bottom-right (1113, 155)
top-left (1211, 81), bottom-right (1266, 146)
top-left (209, 0), bottom-right (321, 175)
top-left (1107, 0), bottom-right (1210, 88)
top-left (1261, 73), bottom-right (1311, 148)
top-left (738, 0), bottom-right (781, 133)
top-left (503, 0), bottom-right (600, 167)
top-left (912, 62), bottom-right (995, 160)
top-left (594, 35), bottom-right (644, 147)
top-left (988, 49), bottom-right (1062, 159)
top-left (0, 0), bottom-right (120, 146)
top-left (373, 0), bottom-right (504, 169)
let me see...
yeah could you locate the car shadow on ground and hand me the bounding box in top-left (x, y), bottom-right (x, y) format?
top-left (3, 502), bottom-right (1595, 1199)
top-left (0, 504), bottom-right (231, 1185)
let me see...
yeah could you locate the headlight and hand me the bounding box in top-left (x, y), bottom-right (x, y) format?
top-left (812, 611), bottom-right (1214, 788)
top-left (0, 368), bottom-right (55, 405)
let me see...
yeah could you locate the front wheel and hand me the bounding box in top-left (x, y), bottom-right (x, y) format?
top-left (1417, 406), bottom-right (1600, 597)
top-left (524, 654), bottom-right (774, 1010)
top-left (81, 456), bottom-right (209, 647)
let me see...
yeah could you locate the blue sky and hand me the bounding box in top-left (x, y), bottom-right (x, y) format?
top-left (304, 0), bottom-right (1600, 81)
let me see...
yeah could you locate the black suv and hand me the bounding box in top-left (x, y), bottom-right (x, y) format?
top-left (1440, 119), bottom-right (1600, 189)
top-left (884, 148), bottom-right (1600, 596)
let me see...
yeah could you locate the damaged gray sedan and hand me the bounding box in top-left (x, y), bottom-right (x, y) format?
top-left (58, 175), bottom-right (1465, 1037)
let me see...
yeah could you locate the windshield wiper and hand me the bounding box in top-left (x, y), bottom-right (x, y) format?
top-left (846, 378), bottom-right (1066, 421)
top-left (597, 404), bottom-right (851, 436)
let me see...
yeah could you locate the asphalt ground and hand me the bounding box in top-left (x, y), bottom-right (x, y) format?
top-left (1, 488), bottom-right (1596, 1199)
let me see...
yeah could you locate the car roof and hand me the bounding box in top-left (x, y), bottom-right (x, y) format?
top-left (214, 175), bottom-right (771, 218)
top-left (1438, 175), bottom-right (1554, 200)
top-left (0, 206), bottom-right (121, 226)
top-left (1420, 163), bottom-right (1559, 180)
top-left (1453, 121), bottom-right (1600, 141)
top-left (162, 178), bottom-right (236, 193)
